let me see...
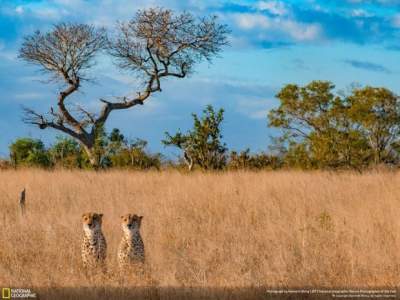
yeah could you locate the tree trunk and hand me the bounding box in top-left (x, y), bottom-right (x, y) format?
top-left (82, 144), bottom-right (99, 169)
top-left (184, 151), bottom-right (193, 171)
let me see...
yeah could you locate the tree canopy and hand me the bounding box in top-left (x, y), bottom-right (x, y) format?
top-left (269, 81), bottom-right (400, 169)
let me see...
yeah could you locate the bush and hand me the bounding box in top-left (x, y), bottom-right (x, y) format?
top-left (0, 159), bottom-right (11, 170)
top-left (227, 149), bottom-right (282, 170)
top-left (49, 136), bottom-right (88, 169)
top-left (163, 105), bottom-right (227, 171)
top-left (110, 138), bottom-right (162, 170)
top-left (9, 138), bottom-right (52, 168)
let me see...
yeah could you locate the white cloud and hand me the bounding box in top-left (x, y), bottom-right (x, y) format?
top-left (234, 13), bottom-right (322, 42)
top-left (256, 1), bottom-right (288, 16)
top-left (8, 3), bottom-right (68, 20)
top-left (0, 52), bottom-right (17, 61)
top-left (280, 20), bottom-right (322, 41)
top-left (236, 98), bottom-right (272, 119)
top-left (393, 14), bottom-right (400, 28)
top-left (106, 73), bottom-right (138, 85)
top-left (34, 7), bottom-right (66, 20)
top-left (348, 0), bottom-right (400, 3)
top-left (18, 76), bottom-right (44, 83)
top-left (53, 0), bottom-right (85, 7)
top-left (249, 110), bottom-right (268, 119)
top-left (235, 13), bottom-right (271, 29)
top-left (14, 92), bottom-right (44, 100)
top-left (0, 41), bottom-right (18, 61)
top-left (311, 4), bottom-right (329, 13)
top-left (351, 9), bottom-right (373, 17)
top-left (15, 6), bottom-right (24, 15)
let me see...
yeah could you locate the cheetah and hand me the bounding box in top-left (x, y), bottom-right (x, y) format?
top-left (118, 214), bottom-right (145, 268)
top-left (81, 212), bottom-right (107, 269)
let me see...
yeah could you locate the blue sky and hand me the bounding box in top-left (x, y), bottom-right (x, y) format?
top-left (0, 0), bottom-right (399, 158)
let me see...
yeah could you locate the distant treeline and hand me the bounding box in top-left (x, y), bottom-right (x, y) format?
top-left (2, 80), bottom-right (400, 171)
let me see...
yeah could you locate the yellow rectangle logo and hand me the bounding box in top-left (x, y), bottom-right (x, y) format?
top-left (2, 288), bottom-right (10, 299)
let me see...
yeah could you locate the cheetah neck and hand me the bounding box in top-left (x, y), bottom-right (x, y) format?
top-left (84, 228), bottom-right (103, 241)
top-left (123, 230), bottom-right (142, 244)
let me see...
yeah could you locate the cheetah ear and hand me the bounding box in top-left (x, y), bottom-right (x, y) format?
top-left (98, 213), bottom-right (103, 219)
top-left (139, 216), bottom-right (143, 220)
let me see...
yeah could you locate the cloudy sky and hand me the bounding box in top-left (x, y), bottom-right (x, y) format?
top-left (0, 0), bottom-right (399, 158)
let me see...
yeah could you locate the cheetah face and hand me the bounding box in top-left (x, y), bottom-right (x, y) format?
top-left (121, 214), bottom-right (142, 234)
top-left (82, 212), bottom-right (103, 232)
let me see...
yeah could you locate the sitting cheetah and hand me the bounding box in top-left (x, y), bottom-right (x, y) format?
top-left (81, 212), bottom-right (107, 269)
top-left (118, 214), bottom-right (145, 268)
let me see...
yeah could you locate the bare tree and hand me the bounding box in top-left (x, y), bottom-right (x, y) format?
top-left (19, 8), bottom-right (229, 167)
top-left (19, 23), bottom-right (107, 165)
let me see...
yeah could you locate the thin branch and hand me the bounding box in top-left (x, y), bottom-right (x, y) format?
top-left (22, 107), bottom-right (84, 141)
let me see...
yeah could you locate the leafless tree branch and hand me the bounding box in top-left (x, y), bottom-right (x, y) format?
top-left (18, 9), bottom-right (229, 166)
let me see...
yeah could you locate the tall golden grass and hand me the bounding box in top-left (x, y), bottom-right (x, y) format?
top-left (0, 170), bottom-right (399, 298)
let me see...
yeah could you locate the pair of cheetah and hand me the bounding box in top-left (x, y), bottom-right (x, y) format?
top-left (81, 212), bottom-right (145, 270)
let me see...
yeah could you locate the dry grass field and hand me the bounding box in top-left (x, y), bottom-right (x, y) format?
top-left (0, 170), bottom-right (399, 299)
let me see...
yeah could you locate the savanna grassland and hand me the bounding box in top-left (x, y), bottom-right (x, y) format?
top-left (0, 170), bottom-right (399, 299)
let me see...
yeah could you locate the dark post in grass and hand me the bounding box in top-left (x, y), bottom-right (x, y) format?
top-left (20, 188), bottom-right (26, 216)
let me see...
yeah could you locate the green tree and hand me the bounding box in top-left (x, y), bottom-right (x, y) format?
top-left (49, 136), bottom-right (87, 168)
top-left (269, 81), bottom-right (374, 169)
top-left (92, 124), bottom-right (111, 168)
top-left (109, 128), bottom-right (125, 148)
top-left (163, 105), bottom-right (227, 171)
top-left (9, 138), bottom-right (52, 168)
top-left (348, 87), bottom-right (400, 164)
top-left (110, 138), bottom-right (162, 170)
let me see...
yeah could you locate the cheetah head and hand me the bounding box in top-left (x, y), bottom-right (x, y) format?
top-left (82, 212), bottom-right (103, 233)
top-left (120, 214), bottom-right (143, 234)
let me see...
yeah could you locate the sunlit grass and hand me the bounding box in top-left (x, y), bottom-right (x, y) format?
top-left (0, 169), bottom-right (398, 292)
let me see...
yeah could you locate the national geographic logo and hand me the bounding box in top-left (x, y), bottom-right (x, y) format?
top-left (2, 288), bottom-right (36, 299)
top-left (2, 288), bottom-right (10, 299)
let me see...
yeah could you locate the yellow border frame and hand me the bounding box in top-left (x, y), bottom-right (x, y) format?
top-left (2, 288), bottom-right (11, 299)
